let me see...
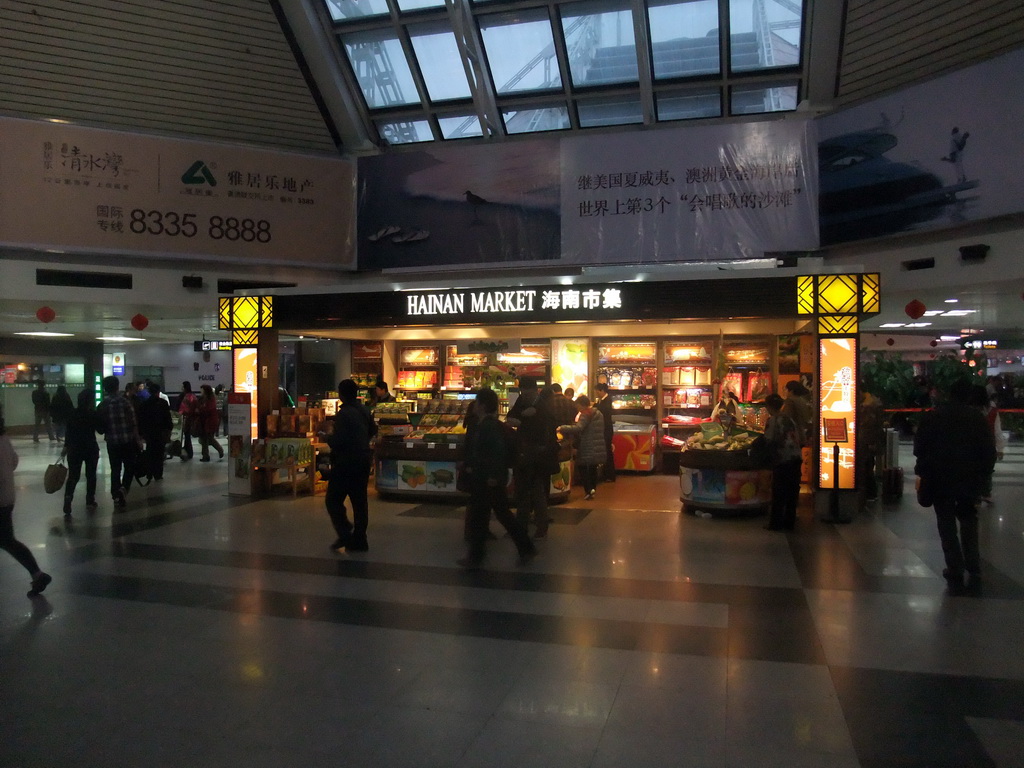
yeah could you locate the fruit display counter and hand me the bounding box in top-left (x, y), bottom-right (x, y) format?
top-left (374, 431), bottom-right (574, 503)
top-left (678, 427), bottom-right (771, 516)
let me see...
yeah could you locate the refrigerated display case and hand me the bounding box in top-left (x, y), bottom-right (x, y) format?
top-left (611, 422), bottom-right (657, 472)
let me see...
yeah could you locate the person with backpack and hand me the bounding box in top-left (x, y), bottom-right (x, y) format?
top-left (458, 387), bottom-right (535, 570)
top-left (764, 393), bottom-right (803, 531)
top-left (177, 381), bottom-right (198, 461)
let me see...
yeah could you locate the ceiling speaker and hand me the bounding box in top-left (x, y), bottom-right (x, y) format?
top-left (958, 244), bottom-right (989, 263)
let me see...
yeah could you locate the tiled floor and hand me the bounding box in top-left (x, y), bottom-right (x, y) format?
top-left (2, 436), bottom-right (1023, 767)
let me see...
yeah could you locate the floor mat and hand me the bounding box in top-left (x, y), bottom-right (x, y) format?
top-left (399, 504), bottom-right (591, 525)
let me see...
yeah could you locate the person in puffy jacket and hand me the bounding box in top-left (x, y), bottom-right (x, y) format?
top-left (196, 385), bottom-right (224, 462)
top-left (557, 395), bottom-right (604, 500)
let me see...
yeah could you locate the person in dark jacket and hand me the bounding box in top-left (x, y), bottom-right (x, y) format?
top-left (325, 378), bottom-right (377, 553)
top-left (763, 394), bottom-right (803, 531)
top-left (61, 389), bottom-right (100, 516)
top-left (506, 377), bottom-right (558, 537)
top-left (913, 378), bottom-right (996, 589)
top-left (31, 380), bottom-right (56, 442)
top-left (594, 382), bottom-right (616, 482)
top-left (458, 388), bottom-right (535, 569)
top-left (138, 382), bottom-right (173, 481)
top-left (50, 385), bottom-right (74, 442)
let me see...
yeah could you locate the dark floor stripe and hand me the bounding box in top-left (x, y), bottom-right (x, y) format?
top-left (832, 665), bottom-right (1024, 768)
top-left (65, 570), bottom-right (731, 658)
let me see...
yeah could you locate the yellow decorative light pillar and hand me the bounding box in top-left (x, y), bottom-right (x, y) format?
top-left (796, 273), bottom-right (880, 500)
top-left (218, 296), bottom-right (277, 439)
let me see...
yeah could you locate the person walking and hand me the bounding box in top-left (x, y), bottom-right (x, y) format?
top-left (31, 380), bottom-right (56, 442)
top-left (50, 385), bottom-right (74, 443)
top-left (506, 377), bottom-right (558, 537)
top-left (914, 379), bottom-right (996, 590)
top-left (593, 382), bottom-right (616, 483)
top-left (196, 384), bottom-right (225, 462)
top-left (61, 389), bottom-right (100, 516)
top-left (96, 376), bottom-right (140, 509)
top-left (325, 379), bottom-right (377, 553)
top-left (763, 394), bottom-right (804, 530)
top-left (0, 412), bottom-right (52, 597)
top-left (177, 381), bottom-right (198, 461)
top-left (549, 383), bottom-right (578, 429)
top-left (137, 382), bottom-right (173, 481)
top-left (457, 388), bottom-right (535, 570)
top-left (557, 394), bottom-right (604, 500)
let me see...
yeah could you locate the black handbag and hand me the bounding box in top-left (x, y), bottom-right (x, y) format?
top-left (916, 477), bottom-right (933, 507)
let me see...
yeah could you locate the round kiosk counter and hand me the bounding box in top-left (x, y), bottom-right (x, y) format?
top-left (678, 447), bottom-right (771, 517)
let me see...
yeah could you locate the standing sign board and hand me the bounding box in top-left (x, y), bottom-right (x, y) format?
top-left (227, 392), bottom-right (252, 496)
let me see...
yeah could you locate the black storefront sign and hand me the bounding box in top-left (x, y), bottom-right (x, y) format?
top-left (271, 276), bottom-right (797, 330)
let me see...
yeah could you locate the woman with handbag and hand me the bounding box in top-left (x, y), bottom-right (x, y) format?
top-left (557, 395), bottom-right (603, 500)
top-left (197, 385), bottom-right (224, 462)
top-left (0, 412), bottom-right (52, 597)
top-left (62, 389), bottom-right (100, 516)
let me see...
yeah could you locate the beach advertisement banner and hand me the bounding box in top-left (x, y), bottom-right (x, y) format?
top-left (356, 119), bottom-right (818, 270)
top-left (816, 47), bottom-right (1024, 245)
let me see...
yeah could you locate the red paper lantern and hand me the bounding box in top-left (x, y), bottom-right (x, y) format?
top-left (905, 299), bottom-right (926, 320)
top-left (930, 339), bottom-right (938, 347)
top-left (131, 313), bottom-right (149, 331)
top-left (886, 338), bottom-right (895, 346)
top-left (36, 306), bottom-right (56, 324)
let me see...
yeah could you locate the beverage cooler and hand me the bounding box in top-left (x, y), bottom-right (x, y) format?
top-left (611, 422), bottom-right (657, 472)
top-left (595, 340), bottom-right (657, 473)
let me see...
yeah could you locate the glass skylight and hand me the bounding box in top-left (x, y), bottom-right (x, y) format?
top-left (729, 0), bottom-right (803, 71)
top-left (479, 11), bottom-right (563, 94)
top-left (560, 0), bottom-right (638, 87)
top-left (342, 29), bottom-right (421, 108)
top-left (438, 114), bottom-right (485, 138)
top-left (648, 0), bottom-right (720, 79)
top-left (502, 105), bottom-right (571, 134)
top-left (409, 21), bottom-right (472, 101)
top-left (376, 119), bottom-right (435, 143)
top-left (730, 82), bottom-right (798, 114)
top-left (322, 0), bottom-right (807, 145)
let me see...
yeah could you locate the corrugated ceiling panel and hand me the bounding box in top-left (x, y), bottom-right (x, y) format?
top-left (0, 0), bottom-right (338, 154)
top-left (837, 0), bottom-right (1024, 105)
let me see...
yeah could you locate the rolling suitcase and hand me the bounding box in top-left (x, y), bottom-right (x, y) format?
top-left (881, 466), bottom-right (903, 502)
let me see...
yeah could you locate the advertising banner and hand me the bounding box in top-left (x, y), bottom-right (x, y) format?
top-left (356, 119), bottom-right (817, 271)
top-left (817, 47), bottom-right (1024, 245)
top-left (0, 116), bottom-right (356, 268)
top-left (561, 119), bottom-right (819, 264)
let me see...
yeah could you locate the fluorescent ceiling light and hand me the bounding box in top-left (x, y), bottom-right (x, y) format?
top-left (14, 331), bottom-right (74, 337)
top-left (939, 335), bottom-right (961, 341)
top-left (904, 322), bottom-right (932, 328)
top-left (944, 298), bottom-right (959, 303)
top-left (879, 323), bottom-right (905, 328)
top-left (942, 309), bottom-right (975, 316)
top-left (98, 335), bottom-right (145, 342)
top-left (922, 310), bottom-right (943, 316)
